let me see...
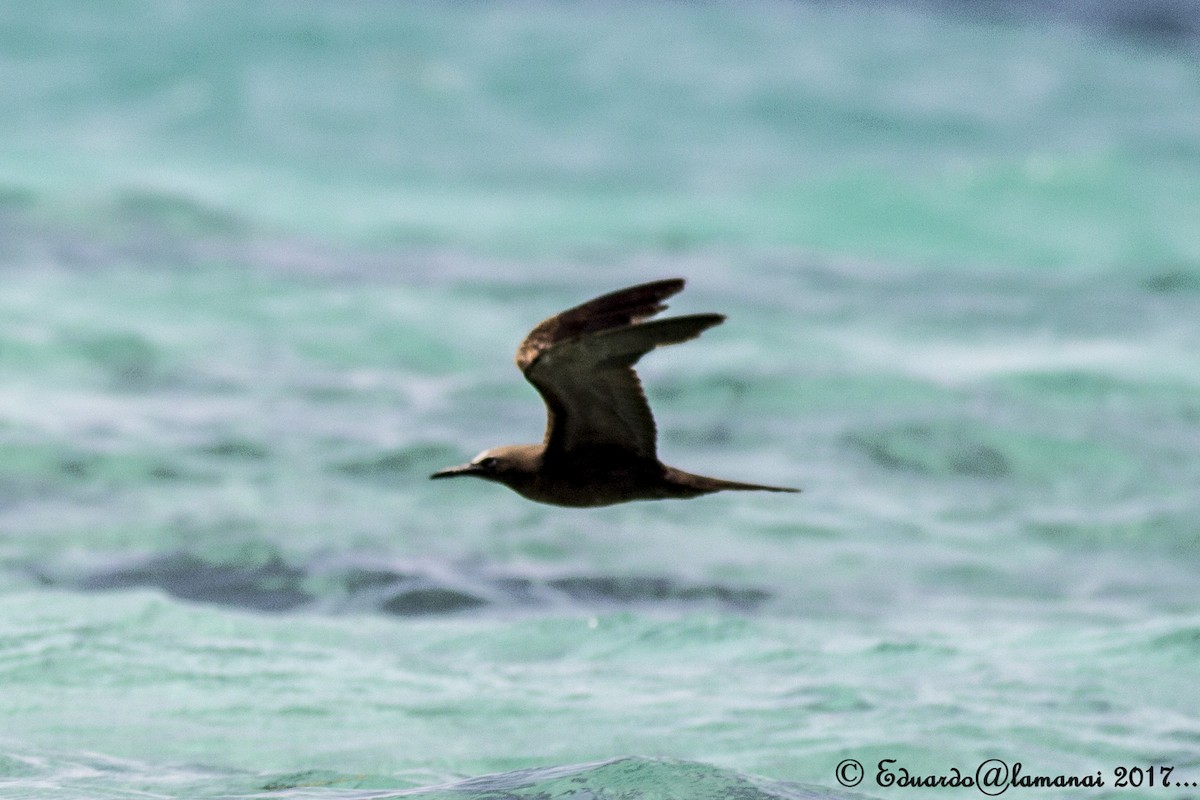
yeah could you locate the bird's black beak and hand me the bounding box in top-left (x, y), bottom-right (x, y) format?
top-left (429, 463), bottom-right (482, 480)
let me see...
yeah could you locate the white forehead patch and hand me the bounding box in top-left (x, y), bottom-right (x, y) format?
top-left (470, 449), bottom-right (494, 464)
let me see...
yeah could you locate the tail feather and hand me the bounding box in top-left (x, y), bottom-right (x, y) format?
top-left (665, 467), bottom-right (800, 496)
top-left (701, 477), bottom-right (801, 493)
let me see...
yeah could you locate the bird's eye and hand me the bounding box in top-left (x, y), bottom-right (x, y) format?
top-left (478, 457), bottom-right (498, 469)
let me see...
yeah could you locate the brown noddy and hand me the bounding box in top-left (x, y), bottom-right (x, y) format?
top-left (431, 278), bottom-right (799, 507)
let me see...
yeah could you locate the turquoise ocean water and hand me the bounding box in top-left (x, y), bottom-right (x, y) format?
top-left (2, 2), bottom-right (1200, 797)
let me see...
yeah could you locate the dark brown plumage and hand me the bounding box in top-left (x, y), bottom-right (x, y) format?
top-left (430, 278), bottom-right (799, 507)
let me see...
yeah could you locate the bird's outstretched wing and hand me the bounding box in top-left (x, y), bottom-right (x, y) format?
top-left (516, 279), bottom-right (724, 461)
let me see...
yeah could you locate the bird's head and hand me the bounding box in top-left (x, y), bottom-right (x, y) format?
top-left (430, 445), bottom-right (541, 487)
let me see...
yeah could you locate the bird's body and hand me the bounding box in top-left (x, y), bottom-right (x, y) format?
top-left (431, 278), bottom-right (798, 507)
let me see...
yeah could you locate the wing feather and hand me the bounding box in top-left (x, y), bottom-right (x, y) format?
top-left (520, 286), bottom-right (724, 460)
top-left (515, 278), bottom-right (685, 372)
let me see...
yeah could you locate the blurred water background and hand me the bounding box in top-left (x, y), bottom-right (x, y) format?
top-left (2, 1), bottom-right (1200, 797)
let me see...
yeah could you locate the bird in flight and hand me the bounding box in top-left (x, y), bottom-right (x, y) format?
top-left (431, 278), bottom-right (799, 507)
